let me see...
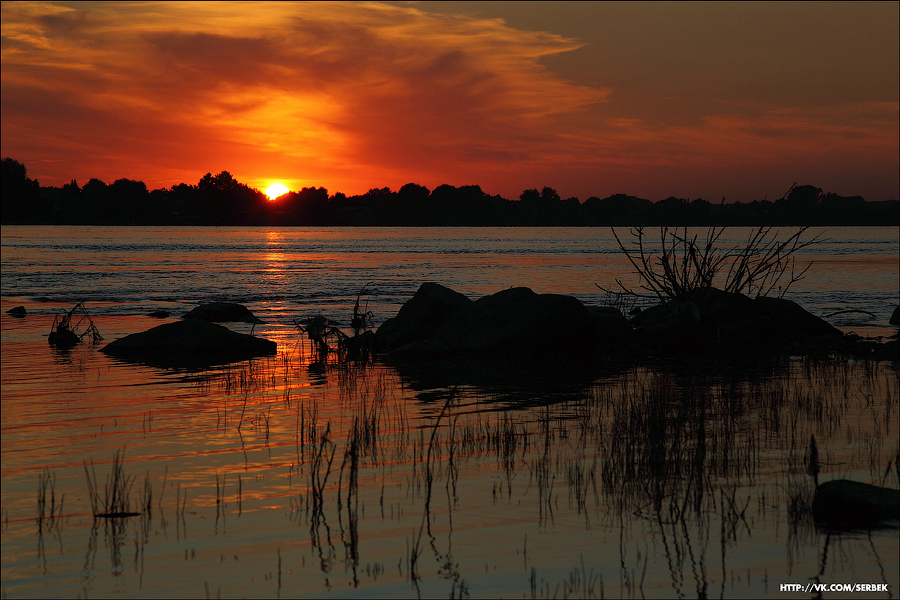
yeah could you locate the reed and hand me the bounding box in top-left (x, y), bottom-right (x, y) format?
top-left (84, 448), bottom-right (141, 519)
top-left (308, 421), bottom-right (337, 544)
top-left (36, 468), bottom-right (64, 531)
top-left (237, 474), bottom-right (243, 516)
top-left (141, 472), bottom-right (153, 517)
top-left (215, 471), bottom-right (227, 528)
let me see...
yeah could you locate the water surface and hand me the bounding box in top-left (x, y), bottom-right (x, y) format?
top-left (1, 226), bottom-right (898, 598)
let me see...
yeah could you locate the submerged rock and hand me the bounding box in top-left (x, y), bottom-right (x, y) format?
top-left (102, 319), bottom-right (276, 365)
top-left (7, 306), bottom-right (27, 317)
top-left (182, 302), bottom-right (262, 323)
top-left (375, 283), bottom-right (472, 349)
top-left (147, 310), bottom-right (170, 318)
top-left (812, 479), bottom-right (900, 530)
top-left (48, 326), bottom-right (80, 347)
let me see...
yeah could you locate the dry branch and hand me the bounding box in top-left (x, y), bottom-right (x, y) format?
top-left (601, 226), bottom-right (821, 304)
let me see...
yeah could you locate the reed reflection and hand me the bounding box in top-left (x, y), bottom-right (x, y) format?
top-left (8, 330), bottom-right (898, 597)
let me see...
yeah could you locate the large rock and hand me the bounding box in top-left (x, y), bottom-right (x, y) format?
top-left (629, 289), bottom-right (843, 353)
top-left (586, 306), bottom-right (632, 345)
top-left (630, 290), bottom-right (751, 352)
top-left (375, 283), bottom-right (472, 349)
top-left (716, 316), bottom-right (777, 348)
top-left (388, 339), bottom-right (453, 359)
top-left (102, 319), bottom-right (276, 365)
top-left (891, 305), bottom-right (900, 327)
top-left (755, 296), bottom-right (842, 338)
top-left (812, 479), bottom-right (899, 530)
top-left (694, 288), bottom-right (761, 324)
top-left (433, 287), bottom-right (594, 355)
top-left (182, 302), bottom-right (262, 323)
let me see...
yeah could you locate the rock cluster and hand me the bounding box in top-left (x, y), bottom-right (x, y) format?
top-left (373, 283), bottom-right (891, 360)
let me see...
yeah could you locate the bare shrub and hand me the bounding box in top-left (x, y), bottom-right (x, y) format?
top-left (601, 226), bottom-right (822, 304)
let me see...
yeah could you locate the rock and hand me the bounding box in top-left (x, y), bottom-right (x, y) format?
top-left (375, 283), bottom-right (472, 349)
top-left (629, 289), bottom-right (844, 354)
top-left (636, 318), bottom-right (702, 354)
top-left (48, 326), bottom-right (80, 346)
top-left (389, 339), bottom-right (453, 359)
top-left (672, 300), bottom-right (701, 324)
top-left (716, 316), bottom-right (777, 348)
top-left (630, 295), bottom-right (718, 353)
top-left (586, 306), bottom-right (632, 345)
top-left (433, 287), bottom-right (594, 355)
top-left (629, 303), bottom-right (669, 327)
top-left (147, 310), bottom-right (170, 318)
top-left (101, 319), bottom-right (276, 365)
top-left (694, 290), bottom-right (777, 349)
top-left (693, 288), bottom-right (761, 324)
top-left (182, 302), bottom-right (262, 323)
top-left (755, 296), bottom-right (842, 338)
top-left (343, 330), bottom-right (376, 359)
top-left (891, 306), bottom-right (900, 327)
top-left (812, 479), bottom-right (900, 530)
top-left (6, 306), bottom-right (27, 317)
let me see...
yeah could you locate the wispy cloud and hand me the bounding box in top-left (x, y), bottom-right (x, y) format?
top-left (2, 2), bottom-right (608, 191)
top-left (1, 1), bottom-right (897, 201)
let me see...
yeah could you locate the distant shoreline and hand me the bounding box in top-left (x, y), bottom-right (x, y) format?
top-left (3, 159), bottom-right (898, 227)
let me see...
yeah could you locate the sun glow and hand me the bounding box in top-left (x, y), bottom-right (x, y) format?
top-left (265, 183), bottom-right (290, 200)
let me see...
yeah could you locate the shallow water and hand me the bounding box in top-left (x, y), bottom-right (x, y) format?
top-left (1, 226), bottom-right (898, 332)
top-left (1, 226), bottom-right (898, 598)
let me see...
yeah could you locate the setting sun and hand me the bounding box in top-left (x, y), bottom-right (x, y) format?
top-left (265, 182), bottom-right (289, 200)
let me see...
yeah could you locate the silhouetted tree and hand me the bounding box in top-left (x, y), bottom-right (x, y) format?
top-left (197, 171), bottom-right (266, 224)
top-left (649, 197), bottom-right (689, 225)
top-left (427, 184), bottom-right (499, 225)
top-left (81, 178), bottom-right (110, 223)
top-left (774, 184), bottom-right (823, 224)
top-left (109, 178), bottom-right (149, 223)
top-left (517, 186), bottom-right (569, 224)
top-left (166, 183), bottom-right (201, 223)
top-left (398, 183), bottom-right (430, 202)
top-left (540, 186), bottom-right (561, 203)
top-left (582, 194), bottom-right (651, 225)
top-left (519, 188), bottom-right (540, 204)
top-left (277, 186), bottom-right (329, 224)
top-left (1, 157), bottom-right (41, 223)
top-left (818, 193), bottom-right (865, 225)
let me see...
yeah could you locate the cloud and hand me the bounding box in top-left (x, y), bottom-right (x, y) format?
top-left (1, 2), bottom-right (897, 201)
top-left (2, 2), bottom-right (611, 192)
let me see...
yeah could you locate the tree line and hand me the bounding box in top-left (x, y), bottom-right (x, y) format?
top-left (2, 157), bottom-right (897, 226)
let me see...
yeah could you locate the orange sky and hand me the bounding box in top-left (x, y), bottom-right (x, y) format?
top-left (2, 1), bottom-right (898, 203)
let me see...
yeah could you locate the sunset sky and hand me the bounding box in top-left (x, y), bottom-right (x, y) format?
top-left (2, 1), bottom-right (898, 203)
